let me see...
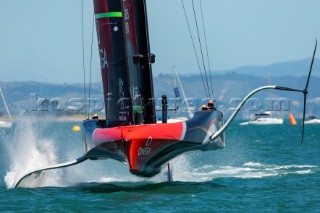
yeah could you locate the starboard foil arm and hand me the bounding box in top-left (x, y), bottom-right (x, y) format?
top-left (210, 39), bottom-right (317, 142)
top-left (14, 155), bottom-right (88, 188)
top-left (210, 85), bottom-right (276, 140)
top-left (210, 83), bottom-right (308, 141)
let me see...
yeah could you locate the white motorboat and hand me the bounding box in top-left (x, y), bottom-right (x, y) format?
top-left (240, 111), bottom-right (283, 125)
top-left (304, 116), bottom-right (320, 124)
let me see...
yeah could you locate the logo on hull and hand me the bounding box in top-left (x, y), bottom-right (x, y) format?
top-left (138, 137), bottom-right (152, 156)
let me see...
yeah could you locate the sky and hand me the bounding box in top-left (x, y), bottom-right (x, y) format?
top-left (1, 0), bottom-right (320, 83)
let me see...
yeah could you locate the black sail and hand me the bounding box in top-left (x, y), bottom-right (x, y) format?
top-left (123, 0), bottom-right (156, 124)
top-left (93, 0), bottom-right (156, 125)
top-left (93, 0), bottom-right (133, 126)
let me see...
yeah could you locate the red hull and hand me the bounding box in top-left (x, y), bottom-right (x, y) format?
top-left (82, 111), bottom-right (225, 177)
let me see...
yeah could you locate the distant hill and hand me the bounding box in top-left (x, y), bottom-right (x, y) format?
top-left (0, 81), bottom-right (104, 117)
top-left (154, 72), bottom-right (320, 119)
top-left (1, 69), bottom-right (319, 119)
top-left (215, 58), bottom-right (320, 78)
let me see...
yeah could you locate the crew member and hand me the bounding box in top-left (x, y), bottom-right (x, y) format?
top-left (208, 99), bottom-right (216, 110)
top-left (202, 104), bottom-right (208, 111)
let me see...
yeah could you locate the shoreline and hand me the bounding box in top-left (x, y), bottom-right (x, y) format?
top-left (8, 114), bottom-right (105, 122)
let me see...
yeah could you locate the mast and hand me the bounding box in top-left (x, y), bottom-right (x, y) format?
top-left (173, 67), bottom-right (193, 119)
top-left (0, 87), bottom-right (11, 119)
top-left (122, 0), bottom-right (156, 124)
top-left (93, 0), bottom-right (133, 126)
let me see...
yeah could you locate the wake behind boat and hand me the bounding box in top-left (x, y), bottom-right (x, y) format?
top-left (240, 111), bottom-right (283, 125)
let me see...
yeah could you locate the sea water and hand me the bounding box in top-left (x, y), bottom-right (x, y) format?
top-left (0, 118), bottom-right (319, 212)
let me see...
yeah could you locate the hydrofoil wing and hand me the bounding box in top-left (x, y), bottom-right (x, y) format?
top-left (14, 155), bottom-right (88, 188)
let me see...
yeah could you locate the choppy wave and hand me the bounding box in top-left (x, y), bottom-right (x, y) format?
top-left (175, 161), bottom-right (318, 181)
top-left (3, 119), bottom-right (319, 189)
top-left (4, 119), bottom-right (64, 188)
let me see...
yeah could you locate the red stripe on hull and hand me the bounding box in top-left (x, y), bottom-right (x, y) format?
top-left (94, 122), bottom-right (184, 143)
top-left (93, 122), bottom-right (185, 175)
top-left (121, 122), bottom-right (184, 140)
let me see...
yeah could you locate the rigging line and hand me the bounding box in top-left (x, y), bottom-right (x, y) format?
top-left (181, 0), bottom-right (209, 98)
top-left (191, 0), bottom-right (211, 98)
top-left (88, 11), bottom-right (95, 117)
top-left (199, 0), bottom-right (214, 98)
top-left (81, 0), bottom-right (87, 119)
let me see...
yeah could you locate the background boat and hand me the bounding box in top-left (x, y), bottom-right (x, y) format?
top-left (0, 87), bottom-right (12, 128)
top-left (240, 111), bottom-right (283, 125)
top-left (304, 116), bottom-right (320, 124)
